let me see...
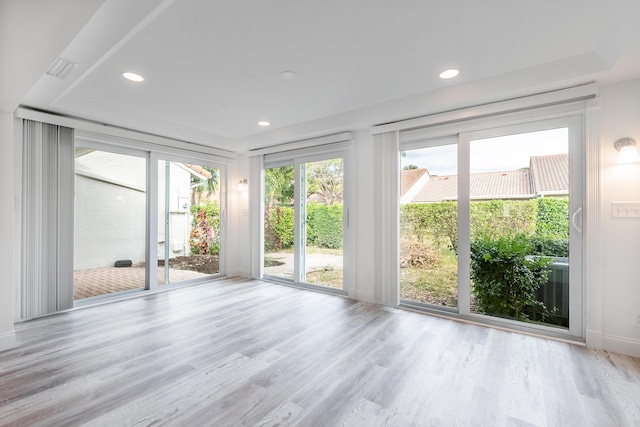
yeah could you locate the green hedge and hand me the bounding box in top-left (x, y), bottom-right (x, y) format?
top-left (264, 206), bottom-right (295, 251)
top-left (306, 203), bottom-right (343, 249)
top-left (264, 203), bottom-right (343, 251)
top-left (536, 197), bottom-right (569, 238)
top-left (400, 197), bottom-right (569, 256)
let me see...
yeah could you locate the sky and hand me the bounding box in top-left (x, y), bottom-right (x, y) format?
top-left (402, 127), bottom-right (569, 175)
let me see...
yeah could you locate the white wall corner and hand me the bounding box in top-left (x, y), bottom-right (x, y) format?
top-left (226, 154), bottom-right (252, 278)
top-left (0, 331), bottom-right (16, 353)
top-left (586, 329), bottom-right (604, 350)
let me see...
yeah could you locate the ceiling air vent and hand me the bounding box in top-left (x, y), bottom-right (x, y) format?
top-left (46, 57), bottom-right (78, 79)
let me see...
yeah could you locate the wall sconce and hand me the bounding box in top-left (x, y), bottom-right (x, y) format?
top-left (237, 179), bottom-right (248, 192)
top-left (615, 137), bottom-right (640, 163)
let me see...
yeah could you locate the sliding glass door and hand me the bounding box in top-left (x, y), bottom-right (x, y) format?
top-left (73, 139), bottom-right (226, 301)
top-left (264, 151), bottom-right (347, 292)
top-left (400, 116), bottom-right (583, 337)
top-left (157, 160), bottom-right (223, 285)
top-left (74, 147), bottom-right (147, 299)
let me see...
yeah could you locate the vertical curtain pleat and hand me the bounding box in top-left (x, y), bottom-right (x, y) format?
top-left (373, 131), bottom-right (400, 306)
top-left (21, 120), bottom-right (74, 320)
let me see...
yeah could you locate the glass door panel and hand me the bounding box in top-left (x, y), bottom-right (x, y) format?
top-left (263, 165), bottom-right (295, 280)
top-left (302, 158), bottom-right (344, 289)
top-left (400, 145), bottom-right (458, 308)
top-left (74, 149), bottom-right (147, 299)
top-left (158, 161), bottom-right (221, 285)
top-left (467, 128), bottom-right (570, 328)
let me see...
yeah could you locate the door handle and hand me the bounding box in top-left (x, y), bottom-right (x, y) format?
top-left (571, 206), bottom-right (583, 234)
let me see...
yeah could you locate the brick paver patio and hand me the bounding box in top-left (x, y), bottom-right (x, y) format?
top-left (73, 267), bottom-right (211, 300)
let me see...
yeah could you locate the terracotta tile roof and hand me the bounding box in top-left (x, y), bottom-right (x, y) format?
top-left (471, 169), bottom-right (533, 199)
top-left (413, 175), bottom-right (457, 202)
top-left (408, 154), bottom-right (567, 203)
top-left (183, 163), bottom-right (212, 179)
top-left (530, 154), bottom-right (568, 195)
top-left (412, 170), bottom-right (534, 202)
top-left (400, 168), bottom-right (429, 197)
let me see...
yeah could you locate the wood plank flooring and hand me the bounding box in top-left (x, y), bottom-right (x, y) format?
top-left (1, 277), bottom-right (639, 426)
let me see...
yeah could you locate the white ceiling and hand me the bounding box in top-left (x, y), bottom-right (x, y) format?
top-left (6, 0), bottom-right (640, 152)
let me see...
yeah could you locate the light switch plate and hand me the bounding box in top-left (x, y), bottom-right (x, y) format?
top-left (611, 202), bottom-right (640, 218)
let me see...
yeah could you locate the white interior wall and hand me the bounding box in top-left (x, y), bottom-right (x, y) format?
top-left (0, 112), bottom-right (16, 351)
top-left (226, 154), bottom-right (251, 277)
top-left (598, 78), bottom-right (640, 356)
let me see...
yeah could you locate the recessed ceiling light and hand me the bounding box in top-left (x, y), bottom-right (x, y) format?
top-left (280, 71), bottom-right (296, 79)
top-left (439, 68), bottom-right (460, 79)
top-left (122, 71), bottom-right (144, 82)
top-left (258, 121), bottom-right (271, 127)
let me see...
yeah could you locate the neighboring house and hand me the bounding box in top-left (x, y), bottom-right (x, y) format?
top-left (402, 154), bottom-right (568, 204)
top-left (74, 152), bottom-right (208, 270)
top-left (399, 168), bottom-right (431, 204)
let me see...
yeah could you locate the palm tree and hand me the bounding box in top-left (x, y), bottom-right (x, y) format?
top-left (189, 165), bottom-right (219, 205)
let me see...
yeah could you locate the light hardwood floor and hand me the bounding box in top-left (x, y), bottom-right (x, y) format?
top-left (1, 277), bottom-right (639, 426)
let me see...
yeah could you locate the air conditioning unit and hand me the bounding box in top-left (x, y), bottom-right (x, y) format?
top-left (536, 257), bottom-right (569, 327)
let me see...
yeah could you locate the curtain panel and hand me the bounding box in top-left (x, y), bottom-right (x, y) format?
top-left (21, 120), bottom-right (74, 320)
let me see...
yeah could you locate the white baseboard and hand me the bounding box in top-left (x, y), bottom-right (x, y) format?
top-left (602, 334), bottom-right (640, 358)
top-left (0, 330), bottom-right (16, 352)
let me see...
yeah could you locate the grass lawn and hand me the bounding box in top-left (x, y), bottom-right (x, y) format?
top-left (266, 244), bottom-right (460, 305)
top-left (306, 267), bottom-right (343, 289)
top-left (400, 248), bottom-right (458, 307)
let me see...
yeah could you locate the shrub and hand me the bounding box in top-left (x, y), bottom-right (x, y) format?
top-left (400, 239), bottom-right (442, 268)
top-left (306, 203), bottom-right (343, 249)
top-left (400, 202), bottom-right (458, 251)
top-left (470, 199), bottom-right (537, 240)
top-left (190, 199), bottom-right (220, 255)
top-left (536, 197), bottom-right (569, 239)
top-left (264, 206), bottom-right (294, 251)
top-left (530, 236), bottom-right (569, 257)
top-left (470, 234), bottom-right (552, 322)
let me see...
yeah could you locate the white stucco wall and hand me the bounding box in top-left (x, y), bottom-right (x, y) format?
top-left (75, 155), bottom-right (195, 269)
top-left (157, 162), bottom-right (192, 260)
top-left (598, 78), bottom-right (640, 356)
top-left (74, 174), bottom-right (147, 269)
top-left (0, 112), bottom-right (16, 351)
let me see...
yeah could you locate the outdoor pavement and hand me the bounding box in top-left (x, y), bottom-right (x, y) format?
top-left (73, 267), bottom-right (208, 300)
top-left (264, 252), bottom-right (343, 279)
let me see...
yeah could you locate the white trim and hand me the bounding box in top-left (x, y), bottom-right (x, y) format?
top-left (584, 97), bottom-right (602, 348)
top-left (264, 141), bottom-right (352, 166)
top-left (249, 132), bottom-right (352, 157)
top-left (15, 107), bottom-right (236, 160)
top-left (601, 334), bottom-right (640, 358)
top-left (400, 99), bottom-right (593, 145)
top-left (373, 83), bottom-right (598, 135)
top-left (250, 155), bottom-right (264, 279)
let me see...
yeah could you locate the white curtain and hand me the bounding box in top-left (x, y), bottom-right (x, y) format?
top-left (21, 120), bottom-right (74, 319)
top-left (373, 131), bottom-right (400, 306)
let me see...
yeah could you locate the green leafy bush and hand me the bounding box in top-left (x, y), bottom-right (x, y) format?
top-left (470, 199), bottom-right (537, 240)
top-left (306, 203), bottom-right (343, 249)
top-left (470, 234), bottom-right (552, 321)
top-left (264, 206), bottom-right (294, 251)
top-left (190, 199), bottom-right (220, 255)
top-left (400, 202), bottom-right (458, 251)
top-left (536, 197), bottom-right (569, 238)
top-left (530, 237), bottom-right (569, 257)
